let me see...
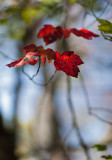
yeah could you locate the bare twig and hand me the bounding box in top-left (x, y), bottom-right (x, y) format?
top-left (62, 1), bottom-right (91, 159)
top-left (101, 31), bottom-right (112, 41)
top-left (80, 73), bottom-right (112, 125)
top-left (31, 56), bottom-right (41, 80)
top-left (85, 0), bottom-right (111, 28)
top-left (91, 107), bottom-right (112, 113)
top-left (22, 63), bottom-right (57, 86)
top-left (63, 127), bottom-right (73, 144)
top-left (67, 76), bottom-right (91, 160)
top-left (0, 50), bottom-right (14, 60)
top-left (90, 113), bottom-right (112, 125)
top-left (90, 0), bottom-right (112, 42)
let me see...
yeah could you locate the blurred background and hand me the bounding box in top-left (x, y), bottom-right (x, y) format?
top-left (0, 0), bottom-right (112, 160)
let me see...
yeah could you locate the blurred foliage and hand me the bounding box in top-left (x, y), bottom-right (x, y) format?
top-left (34, 1), bottom-right (63, 18)
top-left (102, 155), bottom-right (112, 160)
top-left (8, 21), bottom-right (25, 39)
top-left (21, 8), bottom-right (39, 25)
top-left (4, 7), bottom-right (20, 14)
top-left (40, 0), bottom-right (62, 3)
top-left (69, 0), bottom-right (77, 3)
top-left (0, 19), bottom-right (8, 25)
top-left (92, 144), bottom-right (107, 151)
top-left (98, 19), bottom-right (112, 34)
top-left (0, 0), bottom-right (64, 39)
top-left (77, 0), bottom-right (104, 11)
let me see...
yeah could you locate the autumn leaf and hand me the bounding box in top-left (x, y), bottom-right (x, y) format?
top-left (38, 24), bottom-right (63, 45)
top-left (38, 24), bottom-right (99, 44)
top-left (23, 44), bottom-right (40, 54)
top-left (72, 28), bottom-right (99, 39)
top-left (41, 48), bottom-right (56, 64)
top-left (7, 44), bottom-right (83, 78)
top-left (7, 52), bottom-right (39, 67)
top-left (63, 28), bottom-right (71, 38)
top-left (7, 44), bottom-right (56, 67)
top-left (54, 51), bottom-right (83, 77)
top-left (23, 44), bottom-right (56, 65)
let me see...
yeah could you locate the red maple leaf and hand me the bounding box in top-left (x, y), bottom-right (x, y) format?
top-left (38, 25), bottom-right (63, 45)
top-left (7, 52), bottom-right (39, 67)
top-left (54, 51), bottom-right (83, 77)
top-left (71, 28), bottom-right (99, 39)
top-left (63, 28), bottom-right (71, 38)
top-left (22, 44), bottom-right (39, 54)
top-left (7, 44), bottom-right (56, 67)
top-left (38, 25), bottom-right (99, 44)
top-left (7, 43), bottom-right (84, 78)
top-left (40, 48), bottom-right (56, 65)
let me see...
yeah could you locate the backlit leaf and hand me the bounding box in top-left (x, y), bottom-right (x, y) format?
top-left (7, 52), bottom-right (39, 67)
top-left (98, 19), bottom-right (112, 34)
top-left (7, 44), bottom-right (56, 67)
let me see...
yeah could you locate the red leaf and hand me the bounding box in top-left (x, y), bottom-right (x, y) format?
top-left (54, 51), bottom-right (83, 77)
top-left (72, 28), bottom-right (99, 39)
top-left (23, 44), bottom-right (40, 54)
top-left (63, 28), bottom-right (72, 38)
top-left (7, 44), bottom-right (57, 67)
top-left (38, 25), bottom-right (99, 44)
top-left (32, 45), bottom-right (56, 65)
top-left (38, 25), bottom-right (63, 45)
top-left (40, 49), bottom-right (56, 65)
top-left (7, 52), bottom-right (39, 67)
top-left (38, 25), bottom-right (54, 37)
top-left (44, 48), bottom-right (56, 63)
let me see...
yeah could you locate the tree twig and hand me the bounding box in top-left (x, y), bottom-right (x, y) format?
top-left (0, 50), bottom-right (14, 60)
top-left (22, 63), bottom-right (57, 86)
top-left (80, 73), bottom-right (112, 125)
top-left (85, 0), bottom-right (111, 28)
top-left (67, 76), bottom-right (91, 160)
top-left (90, 0), bottom-right (112, 42)
top-left (62, 1), bottom-right (91, 159)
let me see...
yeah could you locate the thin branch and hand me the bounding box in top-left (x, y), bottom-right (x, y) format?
top-left (90, 112), bottom-right (112, 125)
top-left (44, 70), bottom-right (57, 86)
top-left (62, 1), bottom-right (91, 159)
top-left (0, 50), bottom-right (14, 60)
top-left (22, 63), bottom-right (57, 86)
top-left (86, 0), bottom-right (111, 28)
top-left (99, 0), bottom-right (111, 18)
top-left (67, 76), bottom-right (91, 160)
top-left (91, 107), bottom-right (112, 113)
top-left (31, 56), bottom-right (41, 80)
top-left (63, 126), bottom-right (73, 144)
top-left (80, 73), bottom-right (112, 125)
top-left (90, 0), bottom-right (112, 42)
top-left (101, 31), bottom-right (112, 41)
top-left (90, 0), bottom-right (98, 20)
top-left (79, 73), bottom-right (91, 114)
